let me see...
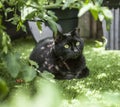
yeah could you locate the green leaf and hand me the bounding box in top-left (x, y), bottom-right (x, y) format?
top-left (85, 0), bottom-right (90, 4)
top-left (56, 0), bottom-right (63, 4)
top-left (2, 46), bottom-right (8, 54)
top-left (0, 1), bottom-right (3, 8)
top-left (2, 33), bottom-right (7, 46)
top-left (98, 13), bottom-right (104, 21)
top-left (106, 20), bottom-right (112, 30)
top-left (22, 66), bottom-right (37, 82)
top-left (62, 0), bottom-right (74, 9)
top-left (90, 6), bottom-right (99, 20)
top-left (5, 53), bottom-right (21, 78)
top-left (4, 8), bottom-right (14, 18)
top-left (102, 7), bottom-right (113, 20)
top-left (11, 14), bottom-right (20, 25)
top-left (46, 17), bottom-right (58, 36)
top-left (78, 3), bottom-right (93, 17)
top-left (29, 59), bottom-right (39, 68)
top-left (0, 78), bottom-right (9, 100)
top-left (47, 10), bottom-right (58, 21)
top-left (36, 21), bottom-right (42, 31)
top-left (95, 40), bottom-right (103, 47)
top-left (2, 33), bottom-right (11, 54)
top-left (17, 21), bottom-right (22, 31)
top-left (21, 24), bottom-right (27, 32)
top-left (25, 11), bottom-right (37, 20)
top-left (41, 71), bottom-right (55, 79)
top-left (101, 7), bottom-right (113, 30)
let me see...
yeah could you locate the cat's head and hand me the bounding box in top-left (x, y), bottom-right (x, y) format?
top-left (54, 28), bottom-right (84, 60)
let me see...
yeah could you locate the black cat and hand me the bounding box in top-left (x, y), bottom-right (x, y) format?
top-left (30, 28), bottom-right (89, 79)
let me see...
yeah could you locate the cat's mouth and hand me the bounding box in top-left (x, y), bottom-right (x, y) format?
top-left (71, 53), bottom-right (80, 59)
top-left (64, 52), bottom-right (81, 60)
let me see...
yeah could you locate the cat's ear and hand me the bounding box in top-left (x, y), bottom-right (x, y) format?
top-left (76, 28), bottom-right (80, 37)
top-left (71, 28), bottom-right (80, 37)
top-left (76, 28), bottom-right (80, 36)
top-left (55, 31), bottom-right (63, 43)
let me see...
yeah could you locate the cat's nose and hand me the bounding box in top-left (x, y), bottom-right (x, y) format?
top-left (73, 48), bottom-right (78, 52)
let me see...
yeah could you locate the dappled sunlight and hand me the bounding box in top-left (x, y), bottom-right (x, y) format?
top-left (60, 86), bottom-right (120, 107)
top-left (84, 40), bottom-right (120, 57)
top-left (1, 78), bottom-right (120, 107)
top-left (101, 91), bottom-right (120, 106)
top-left (96, 73), bottom-right (107, 79)
top-left (92, 47), bottom-right (105, 52)
top-left (1, 79), bottom-right (62, 107)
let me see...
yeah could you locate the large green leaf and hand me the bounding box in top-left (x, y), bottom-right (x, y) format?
top-left (2, 33), bottom-right (11, 54)
top-left (90, 6), bottom-right (99, 20)
top-left (101, 7), bottom-right (113, 30)
top-left (102, 7), bottom-right (113, 20)
top-left (41, 71), bottom-right (55, 80)
top-left (62, 0), bottom-right (74, 9)
top-left (78, 3), bottom-right (93, 17)
top-left (29, 59), bottom-right (39, 68)
top-left (47, 10), bottom-right (58, 21)
top-left (22, 66), bottom-right (37, 82)
top-left (46, 16), bottom-right (58, 36)
top-left (98, 12), bottom-right (104, 21)
top-left (36, 21), bottom-right (42, 31)
top-left (5, 53), bottom-right (21, 78)
top-left (25, 10), bottom-right (37, 20)
top-left (0, 1), bottom-right (3, 8)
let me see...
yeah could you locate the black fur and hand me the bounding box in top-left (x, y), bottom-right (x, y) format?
top-left (30, 28), bottom-right (89, 79)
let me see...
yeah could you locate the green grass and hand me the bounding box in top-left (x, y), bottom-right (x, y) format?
top-left (11, 37), bottom-right (120, 107)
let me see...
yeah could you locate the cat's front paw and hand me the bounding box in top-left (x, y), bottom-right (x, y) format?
top-left (76, 67), bottom-right (89, 79)
top-left (64, 72), bottom-right (75, 80)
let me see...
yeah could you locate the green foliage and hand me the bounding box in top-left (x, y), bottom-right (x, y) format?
top-left (78, 0), bottom-right (112, 30)
top-left (22, 64), bottom-right (37, 82)
top-left (0, 0), bottom-right (113, 34)
top-left (2, 53), bottom-right (37, 81)
top-left (5, 53), bottom-right (21, 78)
top-left (0, 22), bottom-right (37, 84)
top-left (0, 23), bottom-right (37, 89)
top-left (0, 1), bottom-right (39, 90)
top-left (40, 71), bottom-right (55, 80)
top-left (1, 32), bottom-right (11, 54)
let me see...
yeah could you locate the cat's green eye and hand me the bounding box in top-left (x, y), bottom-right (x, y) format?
top-left (64, 44), bottom-right (69, 48)
top-left (76, 42), bottom-right (80, 46)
